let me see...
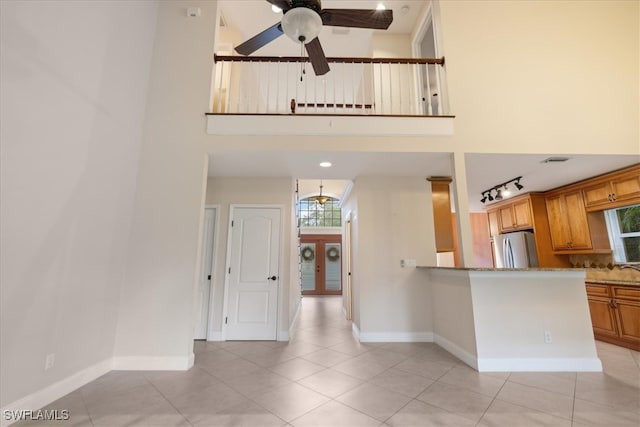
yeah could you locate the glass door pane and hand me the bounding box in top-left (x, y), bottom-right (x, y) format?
top-left (325, 243), bottom-right (341, 291)
top-left (301, 243), bottom-right (316, 292)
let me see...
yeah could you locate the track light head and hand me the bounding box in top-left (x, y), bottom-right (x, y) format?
top-left (487, 191), bottom-right (494, 202)
top-left (481, 193), bottom-right (487, 203)
top-left (495, 188), bottom-right (503, 200)
top-left (515, 180), bottom-right (524, 190)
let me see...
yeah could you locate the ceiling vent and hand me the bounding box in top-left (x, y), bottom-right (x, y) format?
top-left (541, 156), bottom-right (570, 164)
top-left (332, 27), bottom-right (350, 35)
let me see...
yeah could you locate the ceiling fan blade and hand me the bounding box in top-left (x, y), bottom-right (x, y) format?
top-left (320, 9), bottom-right (393, 30)
top-left (266, 0), bottom-right (291, 12)
top-left (305, 37), bottom-right (330, 76)
top-left (235, 22), bottom-right (284, 55)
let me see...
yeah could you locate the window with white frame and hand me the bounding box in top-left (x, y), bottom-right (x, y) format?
top-left (605, 204), bottom-right (640, 263)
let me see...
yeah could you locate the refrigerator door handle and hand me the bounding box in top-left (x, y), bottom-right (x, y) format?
top-left (506, 238), bottom-right (514, 268)
top-left (502, 238), bottom-right (509, 268)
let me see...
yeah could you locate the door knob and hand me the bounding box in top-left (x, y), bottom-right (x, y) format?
top-left (268, 276), bottom-right (277, 281)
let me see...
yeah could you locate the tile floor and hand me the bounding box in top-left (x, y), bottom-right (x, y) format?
top-left (15, 296), bottom-right (640, 426)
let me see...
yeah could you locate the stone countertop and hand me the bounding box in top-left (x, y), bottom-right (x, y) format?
top-left (416, 266), bottom-right (579, 271)
top-left (585, 279), bottom-right (640, 287)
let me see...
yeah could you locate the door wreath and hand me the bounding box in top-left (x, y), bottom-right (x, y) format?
top-left (301, 246), bottom-right (314, 261)
top-left (326, 247), bottom-right (340, 261)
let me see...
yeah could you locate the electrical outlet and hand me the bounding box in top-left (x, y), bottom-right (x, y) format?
top-left (45, 353), bottom-right (55, 370)
top-left (544, 330), bottom-right (552, 343)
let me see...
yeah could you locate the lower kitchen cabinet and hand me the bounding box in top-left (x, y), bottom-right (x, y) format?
top-left (586, 282), bottom-right (640, 351)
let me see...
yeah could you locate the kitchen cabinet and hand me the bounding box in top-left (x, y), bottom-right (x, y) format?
top-left (582, 166), bottom-right (640, 211)
top-left (498, 198), bottom-right (532, 232)
top-left (485, 193), bottom-right (569, 267)
top-left (487, 194), bottom-right (534, 235)
top-left (586, 282), bottom-right (640, 351)
top-left (545, 190), bottom-right (593, 251)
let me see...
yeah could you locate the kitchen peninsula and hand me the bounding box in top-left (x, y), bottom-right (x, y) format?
top-left (419, 266), bottom-right (602, 372)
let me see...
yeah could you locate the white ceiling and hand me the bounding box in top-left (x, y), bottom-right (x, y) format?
top-left (209, 151), bottom-right (639, 212)
top-left (218, 0), bottom-right (426, 57)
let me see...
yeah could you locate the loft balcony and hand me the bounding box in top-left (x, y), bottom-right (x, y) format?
top-left (206, 54), bottom-right (454, 137)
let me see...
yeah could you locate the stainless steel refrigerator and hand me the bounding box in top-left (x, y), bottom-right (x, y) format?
top-left (493, 231), bottom-right (539, 268)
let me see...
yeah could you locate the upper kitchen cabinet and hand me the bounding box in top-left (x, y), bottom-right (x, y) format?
top-left (486, 193), bottom-right (569, 267)
top-left (582, 165), bottom-right (640, 211)
top-left (498, 198), bottom-right (533, 232)
top-left (545, 189), bottom-right (599, 252)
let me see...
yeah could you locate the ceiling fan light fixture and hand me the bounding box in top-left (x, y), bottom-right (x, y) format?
top-left (281, 7), bottom-right (322, 44)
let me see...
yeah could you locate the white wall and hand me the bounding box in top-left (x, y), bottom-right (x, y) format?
top-left (0, 0), bottom-right (157, 407)
top-left (113, 1), bottom-right (217, 369)
top-left (429, 270), bottom-right (477, 363)
top-left (470, 271), bottom-right (600, 371)
top-left (355, 177), bottom-right (437, 341)
top-left (204, 177), bottom-right (295, 338)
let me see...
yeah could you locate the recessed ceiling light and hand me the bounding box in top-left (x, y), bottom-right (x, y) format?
top-left (271, 4), bottom-right (282, 13)
top-left (376, 3), bottom-right (386, 11)
top-left (319, 162), bottom-right (332, 168)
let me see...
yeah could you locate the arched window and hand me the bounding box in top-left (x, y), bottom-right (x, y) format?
top-left (299, 197), bottom-right (341, 227)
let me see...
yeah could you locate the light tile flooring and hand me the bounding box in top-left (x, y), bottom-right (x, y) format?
top-left (16, 296), bottom-right (640, 426)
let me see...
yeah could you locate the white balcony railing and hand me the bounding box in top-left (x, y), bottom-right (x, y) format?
top-left (211, 54), bottom-right (446, 117)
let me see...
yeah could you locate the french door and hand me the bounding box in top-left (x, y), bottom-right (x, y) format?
top-left (300, 234), bottom-right (342, 295)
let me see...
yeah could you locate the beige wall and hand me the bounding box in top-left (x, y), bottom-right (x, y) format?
top-left (114, 1), bottom-right (217, 367)
top-left (1, 0), bottom-right (158, 408)
top-left (355, 177), bottom-right (437, 339)
top-left (438, 0), bottom-right (639, 154)
top-left (205, 177), bottom-right (296, 338)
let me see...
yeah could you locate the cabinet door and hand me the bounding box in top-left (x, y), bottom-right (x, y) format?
top-left (587, 297), bottom-right (619, 338)
top-left (487, 210), bottom-right (500, 237)
top-left (611, 172), bottom-right (640, 204)
top-left (582, 180), bottom-right (612, 209)
top-left (614, 299), bottom-right (640, 345)
top-left (545, 195), bottom-right (571, 250)
top-left (563, 190), bottom-right (592, 249)
top-left (498, 206), bottom-right (515, 231)
top-left (512, 199), bottom-right (533, 229)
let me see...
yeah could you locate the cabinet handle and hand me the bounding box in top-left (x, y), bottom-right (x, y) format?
top-left (608, 299), bottom-right (617, 309)
top-left (612, 193), bottom-right (617, 201)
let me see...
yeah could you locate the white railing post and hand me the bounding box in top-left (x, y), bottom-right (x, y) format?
top-left (434, 62), bottom-right (443, 116)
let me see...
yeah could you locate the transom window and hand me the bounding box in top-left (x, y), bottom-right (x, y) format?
top-left (299, 197), bottom-right (341, 227)
top-left (605, 204), bottom-right (640, 263)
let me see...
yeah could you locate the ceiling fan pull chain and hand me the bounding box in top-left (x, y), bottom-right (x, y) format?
top-left (300, 41), bottom-right (306, 82)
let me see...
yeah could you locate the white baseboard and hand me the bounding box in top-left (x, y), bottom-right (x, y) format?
top-left (206, 331), bottom-right (224, 341)
top-left (433, 334), bottom-right (478, 370)
top-left (476, 357), bottom-right (603, 372)
top-left (0, 359), bottom-right (112, 427)
top-left (285, 301), bottom-right (302, 341)
top-left (358, 331), bottom-right (434, 343)
top-left (352, 322), bottom-right (361, 339)
top-left (112, 355), bottom-right (193, 371)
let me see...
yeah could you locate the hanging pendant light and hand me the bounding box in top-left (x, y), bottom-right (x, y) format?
top-left (313, 181), bottom-right (329, 205)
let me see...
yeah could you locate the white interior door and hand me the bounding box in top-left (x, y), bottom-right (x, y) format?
top-left (194, 208), bottom-right (216, 339)
top-left (225, 207), bottom-right (280, 340)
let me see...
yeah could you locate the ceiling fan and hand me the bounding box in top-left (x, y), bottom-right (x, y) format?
top-left (235, 0), bottom-right (394, 76)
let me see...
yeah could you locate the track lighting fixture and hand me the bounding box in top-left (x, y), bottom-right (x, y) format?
top-left (514, 179), bottom-right (524, 190)
top-left (480, 176), bottom-right (524, 204)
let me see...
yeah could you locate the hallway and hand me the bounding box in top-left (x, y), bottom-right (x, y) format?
top-left (14, 296), bottom-right (640, 426)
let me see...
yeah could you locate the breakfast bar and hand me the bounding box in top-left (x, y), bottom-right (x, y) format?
top-left (419, 266), bottom-right (603, 372)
